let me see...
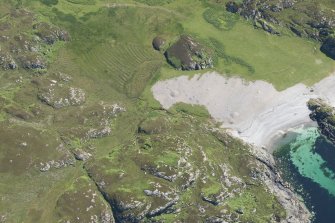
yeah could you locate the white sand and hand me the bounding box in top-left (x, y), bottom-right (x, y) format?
top-left (152, 72), bottom-right (335, 150)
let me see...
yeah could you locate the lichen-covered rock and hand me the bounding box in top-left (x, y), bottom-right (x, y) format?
top-left (33, 22), bottom-right (70, 45)
top-left (35, 75), bottom-right (86, 109)
top-left (53, 102), bottom-right (125, 140)
top-left (0, 52), bottom-right (17, 69)
top-left (73, 149), bottom-right (92, 161)
top-left (164, 35), bottom-right (214, 70)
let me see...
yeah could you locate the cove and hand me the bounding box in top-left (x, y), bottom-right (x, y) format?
top-left (274, 127), bottom-right (335, 223)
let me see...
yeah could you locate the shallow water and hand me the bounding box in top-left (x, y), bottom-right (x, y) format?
top-left (274, 127), bottom-right (335, 223)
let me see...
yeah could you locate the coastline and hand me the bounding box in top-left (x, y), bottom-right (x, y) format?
top-left (151, 71), bottom-right (335, 223)
top-left (152, 71), bottom-right (335, 151)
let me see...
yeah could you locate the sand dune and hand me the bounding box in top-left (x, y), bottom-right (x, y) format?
top-left (152, 72), bottom-right (335, 150)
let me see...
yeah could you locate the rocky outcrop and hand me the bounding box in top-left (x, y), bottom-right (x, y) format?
top-left (308, 98), bottom-right (335, 143)
top-left (0, 9), bottom-right (69, 71)
top-left (84, 113), bottom-right (290, 222)
top-left (224, 0), bottom-right (335, 58)
top-left (164, 35), bottom-right (214, 70)
top-left (321, 37), bottom-right (335, 60)
top-left (35, 76), bottom-right (86, 109)
top-left (33, 22), bottom-right (70, 45)
top-left (250, 146), bottom-right (312, 223)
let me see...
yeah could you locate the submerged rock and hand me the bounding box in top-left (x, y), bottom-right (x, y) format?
top-left (164, 35), bottom-right (213, 70)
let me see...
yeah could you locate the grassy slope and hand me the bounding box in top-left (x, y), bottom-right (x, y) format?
top-left (155, 0), bottom-right (335, 90)
top-left (0, 0), bottom-right (333, 222)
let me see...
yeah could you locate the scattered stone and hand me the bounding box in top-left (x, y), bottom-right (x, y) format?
top-left (39, 157), bottom-right (75, 172)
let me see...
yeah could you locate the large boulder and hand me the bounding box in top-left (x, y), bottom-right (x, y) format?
top-left (152, 36), bottom-right (166, 51)
top-left (321, 37), bottom-right (335, 60)
top-left (164, 35), bottom-right (213, 70)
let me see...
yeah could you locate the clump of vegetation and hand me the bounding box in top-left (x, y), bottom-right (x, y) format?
top-left (203, 7), bottom-right (239, 31)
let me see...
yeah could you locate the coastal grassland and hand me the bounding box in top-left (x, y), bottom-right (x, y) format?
top-left (17, 0), bottom-right (335, 91)
top-left (0, 0), bottom-right (328, 221)
top-left (155, 0), bottom-right (335, 90)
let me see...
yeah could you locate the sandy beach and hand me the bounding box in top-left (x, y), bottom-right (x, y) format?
top-left (152, 72), bottom-right (335, 151)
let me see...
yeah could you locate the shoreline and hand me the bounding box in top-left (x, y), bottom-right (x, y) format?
top-left (152, 71), bottom-right (335, 152)
top-left (151, 71), bottom-right (335, 223)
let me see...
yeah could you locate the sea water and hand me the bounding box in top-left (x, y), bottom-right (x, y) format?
top-left (274, 127), bottom-right (335, 223)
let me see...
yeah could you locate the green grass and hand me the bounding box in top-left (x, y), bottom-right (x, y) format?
top-left (176, 0), bottom-right (335, 90)
top-left (0, 0), bottom-right (333, 222)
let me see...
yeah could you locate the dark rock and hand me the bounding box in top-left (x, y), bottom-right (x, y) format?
top-left (321, 37), bottom-right (335, 60)
top-left (152, 36), bottom-right (166, 51)
top-left (145, 200), bottom-right (177, 218)
top-left (308, 98), bottom-right (335, 143)
top-left (201, 194), bottom-right (220, 206)
top-left (164, 35), bottom-right (213, 70)
top-left (256, 19), bottom-right (280, 35)
top-left (235, 208), bottom-right (244, 214)
top-left (226, 1), bottom-right (239, 14)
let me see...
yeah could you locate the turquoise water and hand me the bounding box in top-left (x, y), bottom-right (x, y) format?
top-left (275, 127), bottom-right (335, 223)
